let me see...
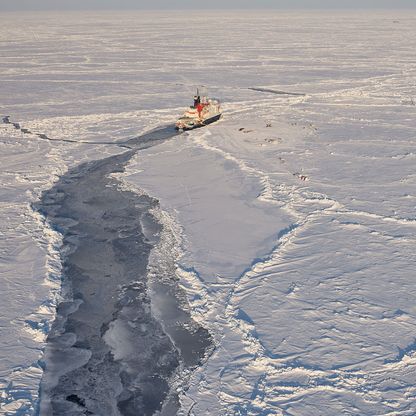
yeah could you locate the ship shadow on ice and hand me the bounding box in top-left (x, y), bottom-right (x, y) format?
top-left (123, 125), bottom-right (179, 148)
top-left (33, 126), bottom-right (213, 416)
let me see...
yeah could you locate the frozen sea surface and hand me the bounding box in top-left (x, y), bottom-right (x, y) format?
top-left (1, 10), bottom-right (416, 415)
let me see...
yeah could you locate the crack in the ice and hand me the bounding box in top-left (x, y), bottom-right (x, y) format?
top-left (248, 87), bottom-right (306, 97)
top-left (1, 114), bottom-right (152, 149)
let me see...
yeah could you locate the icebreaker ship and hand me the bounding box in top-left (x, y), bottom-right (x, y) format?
top-left (175, 92), bottom-right (222, 130)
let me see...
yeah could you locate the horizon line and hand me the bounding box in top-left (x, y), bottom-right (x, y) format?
top-left (1, 7), bottom-right (416, 12)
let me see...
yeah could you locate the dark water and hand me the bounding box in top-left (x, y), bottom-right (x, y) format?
top-left (35, 127), bottom-right (213, 416)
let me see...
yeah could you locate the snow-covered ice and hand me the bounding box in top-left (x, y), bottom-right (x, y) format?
top-left (1, 10), bottom-right (416, 415)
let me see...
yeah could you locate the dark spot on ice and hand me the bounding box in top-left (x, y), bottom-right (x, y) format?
top-left (66, 394), bottom-right (86, 407)
top-left (38, 133), bottom-right (50, 140)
